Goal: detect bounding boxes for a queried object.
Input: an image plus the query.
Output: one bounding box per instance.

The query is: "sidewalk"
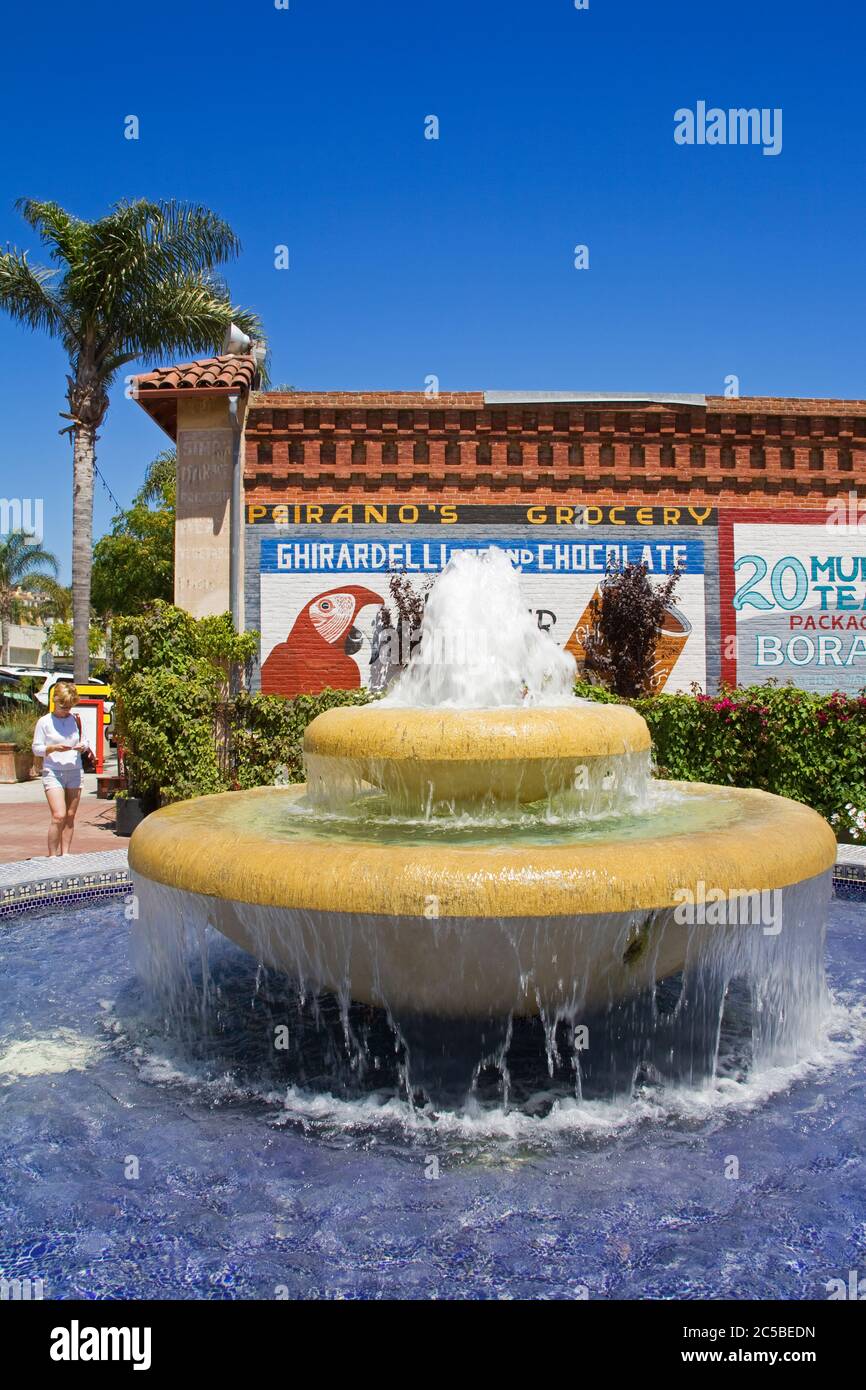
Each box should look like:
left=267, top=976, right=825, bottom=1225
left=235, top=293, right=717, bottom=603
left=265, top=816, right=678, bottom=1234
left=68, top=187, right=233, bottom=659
left=0, top=772, right=119, bottom=862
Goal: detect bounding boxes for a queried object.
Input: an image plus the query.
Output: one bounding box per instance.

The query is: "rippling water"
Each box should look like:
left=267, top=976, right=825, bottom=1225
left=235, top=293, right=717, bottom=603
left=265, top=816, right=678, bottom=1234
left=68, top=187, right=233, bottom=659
left=249, top=777, right=740, bottom=847
left=0, top=896, right=864, bottom=1300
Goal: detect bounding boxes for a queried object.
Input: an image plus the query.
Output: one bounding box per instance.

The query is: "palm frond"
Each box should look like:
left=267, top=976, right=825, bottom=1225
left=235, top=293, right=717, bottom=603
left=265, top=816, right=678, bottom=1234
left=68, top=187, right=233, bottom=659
left=104, top=271, right=263, bottom=370
left=14, top=199, right=88, bottom=266
left=0, top=250, right=66, bottom=336
left=139, top=200, right=242, bottom=275
left=138, top=448, right=176, bottom=506
left=0, top=530, right=59, bottom=588
left=4, top=198, right=264, bottom=376
left=24, top=575, right=70, bottom=618
left=67, top=200, right=243, bottom=327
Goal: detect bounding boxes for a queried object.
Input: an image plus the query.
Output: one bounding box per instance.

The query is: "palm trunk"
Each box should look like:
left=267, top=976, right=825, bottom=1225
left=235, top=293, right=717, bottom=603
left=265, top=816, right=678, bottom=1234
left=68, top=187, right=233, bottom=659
left=0, top=615, right=9, bottom=666
left=71, top=422, right=96, bottom=684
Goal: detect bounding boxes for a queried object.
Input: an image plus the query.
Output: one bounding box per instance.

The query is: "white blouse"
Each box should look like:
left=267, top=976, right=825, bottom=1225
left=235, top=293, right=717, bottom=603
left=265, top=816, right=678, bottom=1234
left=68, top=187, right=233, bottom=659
left=32, top=713, right=91, bottom=771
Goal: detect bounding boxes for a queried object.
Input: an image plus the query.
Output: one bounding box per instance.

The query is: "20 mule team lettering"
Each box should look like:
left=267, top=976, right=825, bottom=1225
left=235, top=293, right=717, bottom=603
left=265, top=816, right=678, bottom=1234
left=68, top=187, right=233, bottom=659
left=50, top=1320, right=152, bottom=1371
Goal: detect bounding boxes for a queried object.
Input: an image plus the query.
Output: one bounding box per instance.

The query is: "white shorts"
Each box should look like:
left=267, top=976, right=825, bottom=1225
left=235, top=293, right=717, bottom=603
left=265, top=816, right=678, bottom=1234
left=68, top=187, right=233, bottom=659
left=42, top=764, right=83, bottom=792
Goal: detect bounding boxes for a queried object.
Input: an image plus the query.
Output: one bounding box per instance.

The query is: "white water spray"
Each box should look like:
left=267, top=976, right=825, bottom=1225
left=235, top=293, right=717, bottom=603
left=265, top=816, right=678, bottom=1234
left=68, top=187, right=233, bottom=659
left=382, top=547, right=581, bottom=708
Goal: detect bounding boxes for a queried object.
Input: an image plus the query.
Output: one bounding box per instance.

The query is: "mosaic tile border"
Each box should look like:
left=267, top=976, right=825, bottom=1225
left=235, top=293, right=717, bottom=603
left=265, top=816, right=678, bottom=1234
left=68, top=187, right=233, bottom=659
left=835, top=845, right=866, bottom=881
left=0, top=878, right=130, bottom=920
left=834, top=878, right=866, bottom=903
left=0, top=850, right=131, bottom=922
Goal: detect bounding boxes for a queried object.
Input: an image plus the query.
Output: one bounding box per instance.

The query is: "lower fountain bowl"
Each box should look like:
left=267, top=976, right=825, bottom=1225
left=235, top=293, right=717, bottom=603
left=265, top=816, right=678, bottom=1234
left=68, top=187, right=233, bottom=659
left=129, top=783, right=836, bottom=1017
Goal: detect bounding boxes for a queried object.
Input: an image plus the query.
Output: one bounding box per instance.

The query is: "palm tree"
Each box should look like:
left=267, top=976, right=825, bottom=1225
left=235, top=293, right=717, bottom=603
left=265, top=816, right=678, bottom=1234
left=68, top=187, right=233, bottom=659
left=30, top=577, right=72, bottom=624
left=0, top=199, right=263, bottom=680
left=0, top=530, right=59, bottom=664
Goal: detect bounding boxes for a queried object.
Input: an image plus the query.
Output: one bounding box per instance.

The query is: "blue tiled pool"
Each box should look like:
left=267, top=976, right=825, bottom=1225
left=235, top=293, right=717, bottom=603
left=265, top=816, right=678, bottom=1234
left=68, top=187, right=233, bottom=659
left=0, top=894, right=864, bottom=1300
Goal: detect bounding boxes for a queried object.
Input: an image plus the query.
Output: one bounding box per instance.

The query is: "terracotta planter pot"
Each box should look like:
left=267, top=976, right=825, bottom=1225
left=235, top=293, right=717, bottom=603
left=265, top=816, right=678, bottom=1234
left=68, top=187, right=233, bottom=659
left=13, top=751, right=34, bottom=782
left=0, top=743, right=17, bottom=784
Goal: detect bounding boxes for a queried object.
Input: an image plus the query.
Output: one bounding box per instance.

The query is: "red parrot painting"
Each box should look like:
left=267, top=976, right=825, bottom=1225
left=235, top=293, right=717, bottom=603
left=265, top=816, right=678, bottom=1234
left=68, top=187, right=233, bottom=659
left=261, top=585, right=384, bottom=697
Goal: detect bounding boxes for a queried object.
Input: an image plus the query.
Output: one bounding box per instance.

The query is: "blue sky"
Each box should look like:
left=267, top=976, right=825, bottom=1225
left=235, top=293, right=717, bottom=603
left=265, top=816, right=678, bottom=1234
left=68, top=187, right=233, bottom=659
left=1, top=0, right=863, bottom=580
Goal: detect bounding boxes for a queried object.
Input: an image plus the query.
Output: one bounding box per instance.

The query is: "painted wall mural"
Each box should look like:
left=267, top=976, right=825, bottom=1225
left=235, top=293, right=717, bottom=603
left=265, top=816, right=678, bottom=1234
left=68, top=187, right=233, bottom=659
left=245, top=501, right=865, bottom=699
left=254, top=511, right=717, bottom=698
left=260, top=583, right=385, bottom=697
left=721, top=509, right=866, bottom=693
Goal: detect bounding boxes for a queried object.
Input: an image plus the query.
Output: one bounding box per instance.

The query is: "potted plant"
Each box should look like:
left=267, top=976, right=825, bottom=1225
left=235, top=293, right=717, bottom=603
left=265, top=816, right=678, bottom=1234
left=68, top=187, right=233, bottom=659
left=0, top=725, right=16, bottom=783
left=114, top=788, right=146, bottom=836
left=111, top=696, right=150, bottom=836
left=0, top=710, right=38, bottom=782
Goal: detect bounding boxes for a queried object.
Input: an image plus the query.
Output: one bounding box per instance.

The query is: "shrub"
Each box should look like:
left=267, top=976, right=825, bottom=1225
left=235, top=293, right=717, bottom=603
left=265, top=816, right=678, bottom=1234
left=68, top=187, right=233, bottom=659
left=108, top=601, right=371, bottom=807
left=0, top=707, right=38, bottom=754
left=583, top=560, right=683, bottom=697
left=109, top=603, right=257, bottom=811
left=576, top=679, right=866, bottom=831
left=104, top=598, right=864, bottom=841
left=231, top=687, right=372, bottom=788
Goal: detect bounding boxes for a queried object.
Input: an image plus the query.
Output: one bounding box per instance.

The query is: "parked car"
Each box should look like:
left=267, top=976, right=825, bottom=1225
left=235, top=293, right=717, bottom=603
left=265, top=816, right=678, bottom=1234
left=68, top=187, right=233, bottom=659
left=0, top=664, right=63, bottom=683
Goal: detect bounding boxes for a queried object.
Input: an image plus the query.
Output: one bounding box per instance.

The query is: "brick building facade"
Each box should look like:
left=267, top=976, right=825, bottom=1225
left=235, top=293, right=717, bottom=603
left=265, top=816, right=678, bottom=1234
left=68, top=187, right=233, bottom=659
left=133, top=360, right=866, bottom=699
left=243, top=391, right=863, bottom=508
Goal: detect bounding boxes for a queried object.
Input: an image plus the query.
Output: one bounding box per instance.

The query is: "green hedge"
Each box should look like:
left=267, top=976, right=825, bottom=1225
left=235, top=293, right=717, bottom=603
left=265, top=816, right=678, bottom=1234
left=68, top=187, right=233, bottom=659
left=231, top=687, right=372, bottom=789
left=576, top=680, right=866, bottom=834
left=111, top=604, right=258, bottom=810
left=232, top=679, right=865, bottom=835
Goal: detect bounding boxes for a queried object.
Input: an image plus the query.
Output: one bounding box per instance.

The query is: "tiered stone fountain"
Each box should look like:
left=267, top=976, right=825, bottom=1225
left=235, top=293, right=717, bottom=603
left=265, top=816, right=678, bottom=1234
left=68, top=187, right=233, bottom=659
left=130, top=550, right=835, bottom=1095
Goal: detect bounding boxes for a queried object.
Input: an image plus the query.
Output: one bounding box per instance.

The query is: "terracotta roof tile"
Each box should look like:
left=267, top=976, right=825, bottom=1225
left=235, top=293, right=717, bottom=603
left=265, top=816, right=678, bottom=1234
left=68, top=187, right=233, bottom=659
left=134, top=353, right=258, bottom=394
left=131, top=353, right=260, bottom=439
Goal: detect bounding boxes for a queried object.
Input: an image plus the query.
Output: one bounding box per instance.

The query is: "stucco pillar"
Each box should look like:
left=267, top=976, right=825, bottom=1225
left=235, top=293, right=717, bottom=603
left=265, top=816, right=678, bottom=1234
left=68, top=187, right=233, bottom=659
left=174, top=396, right=247, bottom=621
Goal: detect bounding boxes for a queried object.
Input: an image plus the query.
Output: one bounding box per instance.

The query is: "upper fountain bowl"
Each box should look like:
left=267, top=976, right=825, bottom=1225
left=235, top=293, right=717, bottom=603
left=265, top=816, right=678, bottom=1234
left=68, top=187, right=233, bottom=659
left=303, top=702, right=651, bottom=808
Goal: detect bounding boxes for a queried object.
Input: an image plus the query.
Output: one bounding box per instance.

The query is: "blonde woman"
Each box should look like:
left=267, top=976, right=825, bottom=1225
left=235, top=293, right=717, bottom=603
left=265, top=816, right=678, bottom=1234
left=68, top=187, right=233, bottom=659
left=32, top=681, right=93, bottom=857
